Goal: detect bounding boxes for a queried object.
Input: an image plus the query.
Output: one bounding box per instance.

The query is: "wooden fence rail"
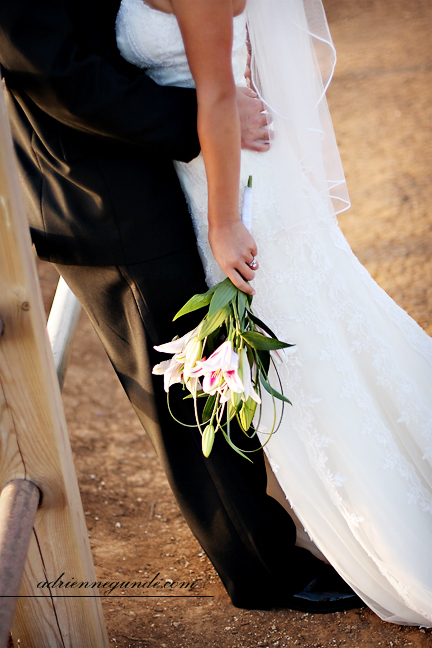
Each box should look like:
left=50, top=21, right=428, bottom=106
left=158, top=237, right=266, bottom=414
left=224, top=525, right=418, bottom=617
left=0, top=480, right=40, bottom=647
left=0, top=78, right=108, bottom=646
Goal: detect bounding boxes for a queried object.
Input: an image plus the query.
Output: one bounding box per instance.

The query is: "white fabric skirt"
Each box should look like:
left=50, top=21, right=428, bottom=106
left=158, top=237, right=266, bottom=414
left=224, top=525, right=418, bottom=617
left=174, top=143, right=432, bottom=626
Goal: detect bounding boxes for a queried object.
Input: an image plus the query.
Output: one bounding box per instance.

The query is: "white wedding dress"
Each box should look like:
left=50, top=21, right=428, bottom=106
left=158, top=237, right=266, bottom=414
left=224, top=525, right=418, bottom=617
left=116, top=0, right=432, bottom=626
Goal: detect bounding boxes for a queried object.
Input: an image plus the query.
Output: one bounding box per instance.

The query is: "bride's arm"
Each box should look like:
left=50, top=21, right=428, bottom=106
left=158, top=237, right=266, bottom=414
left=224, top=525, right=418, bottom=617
left=172, top=0, right=258, bottom=295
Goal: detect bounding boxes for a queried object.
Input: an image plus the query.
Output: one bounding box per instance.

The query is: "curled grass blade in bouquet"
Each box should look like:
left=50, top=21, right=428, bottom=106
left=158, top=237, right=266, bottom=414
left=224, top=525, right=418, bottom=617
left=152, top=178, right=294, bottom=459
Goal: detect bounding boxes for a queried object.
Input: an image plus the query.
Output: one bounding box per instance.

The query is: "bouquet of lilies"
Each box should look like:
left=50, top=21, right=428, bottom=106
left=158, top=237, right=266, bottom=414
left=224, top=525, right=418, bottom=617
left=152, top=178, right=294, bottom=459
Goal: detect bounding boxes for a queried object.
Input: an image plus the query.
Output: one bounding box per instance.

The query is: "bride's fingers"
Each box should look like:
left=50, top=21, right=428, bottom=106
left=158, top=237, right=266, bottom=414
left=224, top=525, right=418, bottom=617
left=258, top=112, right=272, bottom=128
left=239, top=262, right=256, bottom=282
left=248, top=140, right=270, bottom=152
left=264, top=112, right=273, bottom=126
left=229, top=269, right=255, bottom=296
left=258, top=126, right=274, bottom=141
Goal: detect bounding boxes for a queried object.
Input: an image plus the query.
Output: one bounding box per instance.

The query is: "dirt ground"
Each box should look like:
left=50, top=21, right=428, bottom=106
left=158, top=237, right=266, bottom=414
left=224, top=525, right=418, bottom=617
left=33, top=0, right=431, bottom=646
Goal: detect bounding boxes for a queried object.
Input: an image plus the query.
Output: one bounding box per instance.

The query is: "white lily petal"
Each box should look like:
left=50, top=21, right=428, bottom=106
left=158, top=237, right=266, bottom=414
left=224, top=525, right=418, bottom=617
left=249, top=387, right=262, bottom=405
left=198, top=340, right=239, bottom=373
left=185, top=376, right=200, bottom=395
left=154, top=327, right=197, bottom=355
left=219, top=387, right=232, bottom=404
left=202, top=371, right=224, bottom=395
left=224, top=369, right=244, bottom=394
left=239, top=347, right=253, bottom=401
left=185, top=363, right=205, bottom=378
left=152, top=359, right=173, bottom=375
left=163, top=360, right=184, bottom=392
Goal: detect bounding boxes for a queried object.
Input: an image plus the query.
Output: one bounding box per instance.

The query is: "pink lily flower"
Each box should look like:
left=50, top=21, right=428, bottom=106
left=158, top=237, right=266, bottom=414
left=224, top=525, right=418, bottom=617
left=189, top=340, right=244, bottom=397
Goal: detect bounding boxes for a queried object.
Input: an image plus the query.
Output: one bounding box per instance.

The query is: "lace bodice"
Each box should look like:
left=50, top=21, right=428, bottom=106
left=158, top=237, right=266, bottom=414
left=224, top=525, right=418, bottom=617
left=116, top=0, right=248, bottom=88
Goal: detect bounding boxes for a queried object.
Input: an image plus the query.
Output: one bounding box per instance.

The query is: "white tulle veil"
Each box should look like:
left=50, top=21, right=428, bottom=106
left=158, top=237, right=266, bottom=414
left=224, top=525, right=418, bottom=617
left=246, top=0, right=350, bottom=232
left=243, top=1, right=432, bottom=627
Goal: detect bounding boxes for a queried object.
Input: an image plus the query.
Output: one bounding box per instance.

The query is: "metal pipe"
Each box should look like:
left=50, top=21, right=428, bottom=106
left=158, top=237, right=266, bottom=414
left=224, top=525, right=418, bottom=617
left=47, top=277, right=81, bottom=391
left=0, top=480, right=40, bottom=648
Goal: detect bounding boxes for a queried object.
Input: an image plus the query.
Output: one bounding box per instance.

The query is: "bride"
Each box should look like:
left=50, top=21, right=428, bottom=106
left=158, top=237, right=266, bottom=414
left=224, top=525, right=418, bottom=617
left=115, top=0, right=432, bottom=626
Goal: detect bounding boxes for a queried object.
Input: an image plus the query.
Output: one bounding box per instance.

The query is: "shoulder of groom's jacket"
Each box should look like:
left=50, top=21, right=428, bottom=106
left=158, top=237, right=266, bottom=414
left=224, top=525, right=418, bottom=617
left=0, top=0, right=199, bottom=160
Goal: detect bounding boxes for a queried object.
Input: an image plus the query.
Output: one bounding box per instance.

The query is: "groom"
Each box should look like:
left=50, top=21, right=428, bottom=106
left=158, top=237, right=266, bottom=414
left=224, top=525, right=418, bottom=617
left=0, top=0, right=361, bottom=612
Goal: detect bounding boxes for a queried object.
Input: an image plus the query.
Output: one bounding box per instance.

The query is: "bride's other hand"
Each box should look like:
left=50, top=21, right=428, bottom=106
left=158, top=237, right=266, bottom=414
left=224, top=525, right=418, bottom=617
left=236, top=87, right=271, bottom=152
left=208, top=220, right=258, bottom=295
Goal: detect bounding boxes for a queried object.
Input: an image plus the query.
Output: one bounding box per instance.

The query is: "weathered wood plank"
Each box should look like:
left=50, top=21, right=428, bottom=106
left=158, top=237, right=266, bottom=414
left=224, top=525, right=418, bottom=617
left=0, top=82, right=109, bottom=647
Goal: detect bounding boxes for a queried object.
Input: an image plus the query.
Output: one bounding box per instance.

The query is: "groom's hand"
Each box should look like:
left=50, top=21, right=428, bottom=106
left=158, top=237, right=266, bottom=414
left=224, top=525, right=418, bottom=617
left=236, top=87, right=271, bottom=152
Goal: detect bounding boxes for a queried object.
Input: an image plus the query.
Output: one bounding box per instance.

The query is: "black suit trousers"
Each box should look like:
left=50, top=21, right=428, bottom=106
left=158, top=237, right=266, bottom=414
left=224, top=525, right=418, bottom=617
left=55, top=243, right=322, bottom=609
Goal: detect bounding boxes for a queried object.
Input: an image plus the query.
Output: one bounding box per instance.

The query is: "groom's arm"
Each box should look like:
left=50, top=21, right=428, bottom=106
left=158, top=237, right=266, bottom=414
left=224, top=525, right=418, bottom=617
left=0, top=0, right=200, bottom=161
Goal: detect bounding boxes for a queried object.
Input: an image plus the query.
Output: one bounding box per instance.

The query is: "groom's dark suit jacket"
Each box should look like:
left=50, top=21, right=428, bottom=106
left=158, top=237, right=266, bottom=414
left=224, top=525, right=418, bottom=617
left=0, top=0, right=200, bottom=265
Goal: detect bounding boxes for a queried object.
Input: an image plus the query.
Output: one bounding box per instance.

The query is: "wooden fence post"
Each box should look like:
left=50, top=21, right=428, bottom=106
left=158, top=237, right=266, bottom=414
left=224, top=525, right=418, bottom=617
left=0, top=82, right=109, bottom=646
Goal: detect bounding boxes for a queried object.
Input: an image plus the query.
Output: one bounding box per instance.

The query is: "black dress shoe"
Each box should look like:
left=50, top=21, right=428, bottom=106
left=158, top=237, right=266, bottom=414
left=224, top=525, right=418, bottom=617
left=276, top=565, right=365, bottom=613
left=286, top=578, right=364, bottom=613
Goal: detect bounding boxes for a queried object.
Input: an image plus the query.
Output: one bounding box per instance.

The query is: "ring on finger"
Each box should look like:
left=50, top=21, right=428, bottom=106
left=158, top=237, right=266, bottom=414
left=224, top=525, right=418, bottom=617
left=248, top=256, right=258, bottom=270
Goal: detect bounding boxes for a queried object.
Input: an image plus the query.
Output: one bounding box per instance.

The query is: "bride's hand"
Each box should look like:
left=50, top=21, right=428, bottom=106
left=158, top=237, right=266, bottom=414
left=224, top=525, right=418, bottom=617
left=208, top=220, right=258, bottom=295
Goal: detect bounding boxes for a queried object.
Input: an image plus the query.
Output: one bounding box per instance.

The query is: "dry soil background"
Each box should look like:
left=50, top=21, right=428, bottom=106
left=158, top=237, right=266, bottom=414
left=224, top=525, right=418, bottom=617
left=33, top=0, right=431, bottom=647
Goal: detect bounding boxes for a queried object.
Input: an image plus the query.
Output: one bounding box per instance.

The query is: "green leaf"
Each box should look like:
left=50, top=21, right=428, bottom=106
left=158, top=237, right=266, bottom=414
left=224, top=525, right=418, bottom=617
left=227, top=400, right=239, bottom=421
left=239, top=397, right=257, bottom=432
left=227, top=390, right=242, bottom=421
left=198, top=304, right=231, bottom=340
left=202, top=327, right=218, bottom=357
left=246, top=346, right=256, bottom=374
left=222, top=419, right=252, bottom=462
left=208, top=278, right=238, bottom=318
left=247, top=312, right=295, bottom=353
left=260, top=371, right=292, bottom=404
left=183, top=391, right=207, bottom=400
left=173, top=286, right=216, bottom=321
left=241, top=331, right=291, bottom=351
left=221, top=430, right=252, bottom=461
left=246, top=311, right=278, bottom=339
left=257, top=349, right=270, bottom=376
left=237, top=290, right=247, bottom=323
left=202, top=394, right=217, bottom=423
